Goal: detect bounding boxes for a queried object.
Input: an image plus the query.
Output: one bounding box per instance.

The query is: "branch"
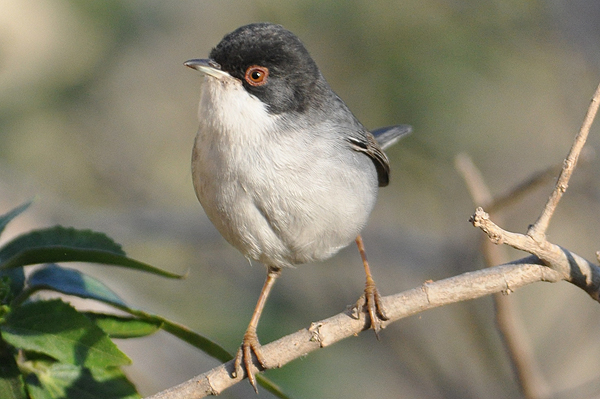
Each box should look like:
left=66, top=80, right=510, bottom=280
left=456, top=153, right=550, bottom=399
left=471, top=82, right=600, bottom=298
left=528, top=82, right=600, bottom=240
left=146, top=255, right=600, bottom=399
left=471, top=208, right=600, bottom=300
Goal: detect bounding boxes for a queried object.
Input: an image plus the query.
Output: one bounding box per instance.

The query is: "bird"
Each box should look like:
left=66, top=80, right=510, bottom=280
left=184, top=22, right=411, bottom=392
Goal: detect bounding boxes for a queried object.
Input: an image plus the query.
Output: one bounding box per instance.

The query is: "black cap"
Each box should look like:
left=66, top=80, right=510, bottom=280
left=209, top=23, right=324, bottom=114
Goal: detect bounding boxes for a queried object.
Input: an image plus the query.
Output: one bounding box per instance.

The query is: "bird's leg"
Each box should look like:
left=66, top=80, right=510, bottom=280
left=354, top=235, right=388, bottom=337
left=234, top=266, right=281, bottom=392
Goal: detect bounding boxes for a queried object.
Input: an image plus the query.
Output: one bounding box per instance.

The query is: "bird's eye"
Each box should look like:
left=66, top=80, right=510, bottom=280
left=244, top=65, right=269, bottom=86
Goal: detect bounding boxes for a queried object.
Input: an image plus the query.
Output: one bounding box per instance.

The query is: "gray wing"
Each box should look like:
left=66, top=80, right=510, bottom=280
left=346, top=124, right=411, bottom=187
left=346, top=132, right=390, bottom=187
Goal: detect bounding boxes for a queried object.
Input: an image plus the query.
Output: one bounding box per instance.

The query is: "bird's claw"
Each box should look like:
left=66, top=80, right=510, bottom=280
left=233, top=330, right=267, bottom=393
left=354, top=277, right=389, bottom=338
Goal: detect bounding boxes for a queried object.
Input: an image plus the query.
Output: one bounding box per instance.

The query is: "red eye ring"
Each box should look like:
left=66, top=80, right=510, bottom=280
left=244, top=65, right=269, bottom=86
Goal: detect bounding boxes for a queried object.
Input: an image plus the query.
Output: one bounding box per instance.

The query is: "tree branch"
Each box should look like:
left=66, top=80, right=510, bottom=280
left=528, top=82, right=600, bottom=240
left=146, top=254, right=600, bottom=398
left=471, top=208, right=600, bottom=301
left=456, top=153, right=551, bottom=399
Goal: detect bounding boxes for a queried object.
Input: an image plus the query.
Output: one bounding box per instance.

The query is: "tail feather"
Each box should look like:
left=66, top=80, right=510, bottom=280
left=371, top=125, right=412, bottom=150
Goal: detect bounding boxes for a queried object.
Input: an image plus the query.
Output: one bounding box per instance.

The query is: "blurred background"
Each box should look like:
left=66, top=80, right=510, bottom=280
left=1, top=0, right=600, bottom=398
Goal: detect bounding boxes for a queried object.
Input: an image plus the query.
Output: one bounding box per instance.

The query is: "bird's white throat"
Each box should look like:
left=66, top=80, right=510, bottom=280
left=197, top=75, right=279, bottom=148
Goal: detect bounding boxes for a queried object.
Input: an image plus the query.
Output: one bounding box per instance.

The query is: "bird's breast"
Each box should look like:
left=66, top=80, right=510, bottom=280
left=192, top=78, right=378, bottom=267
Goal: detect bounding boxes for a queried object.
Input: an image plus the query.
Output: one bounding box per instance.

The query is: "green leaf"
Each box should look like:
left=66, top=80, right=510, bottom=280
left=22, top=265, right=230, bottom=360
left=0, top=276, right=13, bottom=305
left=20, top=267, right=290, bottom=398
left=0, top=267, right=25, bottom=302
left=123, top=308, right=233, bottom=363
left=86, top=314, right=161, bottom=338
left=0, top=305, right=9, bottom=321
left=1, top=226, right=125, bottom=259
left=0, top=226, right=183, bottom=279
left=0, top=299, right=130, bottom=368
left=24, top=362, right=139, bottom=399
left=256, top=375, right=293, bottom=399
left=0, top=201, right=32, bottom=237
left=25, top=264, right=127, bottom=308
left=0, top=338, right=27, bottom=399
left=0, top=376, right=27, bottom=399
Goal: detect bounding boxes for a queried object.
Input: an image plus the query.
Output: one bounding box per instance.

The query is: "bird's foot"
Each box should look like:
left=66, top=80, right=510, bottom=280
left=353, top=275, right=389, bottom=338
left=233, top=329, right=267, bottom=393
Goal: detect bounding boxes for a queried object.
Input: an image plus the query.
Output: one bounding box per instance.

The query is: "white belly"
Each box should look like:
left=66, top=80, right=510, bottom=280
left=192, top=77, right=378, bottom=268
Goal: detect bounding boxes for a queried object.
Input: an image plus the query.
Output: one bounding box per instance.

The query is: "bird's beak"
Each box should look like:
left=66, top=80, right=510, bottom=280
left=184, top=59, right=231, bottom=79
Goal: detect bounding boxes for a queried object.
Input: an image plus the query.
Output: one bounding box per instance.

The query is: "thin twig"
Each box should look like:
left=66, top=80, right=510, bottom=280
left=455, top=153, right=493, bottom=207
left=471, top=208, right=600, bottom=300
left=528, top=83, right=600, bottom=241
left=456, top=153, right=550, bottom=399
left=466, top=84, right=600, bottom=397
